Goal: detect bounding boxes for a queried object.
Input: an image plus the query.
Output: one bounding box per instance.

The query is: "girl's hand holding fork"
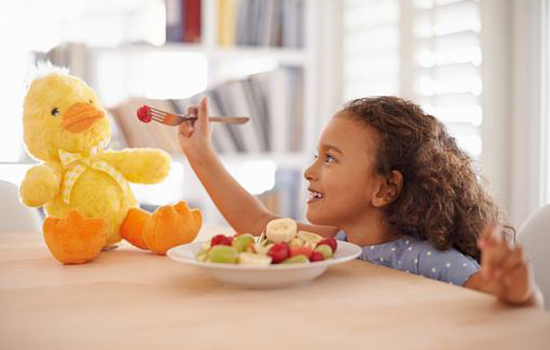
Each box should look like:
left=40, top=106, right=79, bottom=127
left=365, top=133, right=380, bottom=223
left=178, top=97, right=213, bottom=156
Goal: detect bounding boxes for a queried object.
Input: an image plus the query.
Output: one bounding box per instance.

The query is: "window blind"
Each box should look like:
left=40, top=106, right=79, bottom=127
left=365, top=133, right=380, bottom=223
left=343, top=0, right=483, bottom=157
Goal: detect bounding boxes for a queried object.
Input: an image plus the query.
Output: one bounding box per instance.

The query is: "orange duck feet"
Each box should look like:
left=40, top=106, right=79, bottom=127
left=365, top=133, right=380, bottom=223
left=120, top=207, right=151, bottom=250
left=121, top=201, right=202, bottom=255
left=143, top=201, right=202, bottom=255
left=43, top=210, right=108, bottom=264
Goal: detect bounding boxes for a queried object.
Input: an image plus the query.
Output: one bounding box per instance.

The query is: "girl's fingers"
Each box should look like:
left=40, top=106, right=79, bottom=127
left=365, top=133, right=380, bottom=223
left=502, top=263, right=532, bottom=303
left=478, top=223, right=500, bottom=248
left=500, top=246, right=525, bottom=271
left=187, top=105, right=198, bottom=116
left=197, top=97, right=209, bottom=129
left=479, top=225, right=511, bottom=280
left=178, top=120, right=195, bottom=137
left=492, top=246, right=525, bottom=281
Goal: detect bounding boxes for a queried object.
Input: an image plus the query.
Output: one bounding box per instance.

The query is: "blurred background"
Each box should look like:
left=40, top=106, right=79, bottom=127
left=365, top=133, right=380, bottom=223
left=0, top=0, right=548, bottom=232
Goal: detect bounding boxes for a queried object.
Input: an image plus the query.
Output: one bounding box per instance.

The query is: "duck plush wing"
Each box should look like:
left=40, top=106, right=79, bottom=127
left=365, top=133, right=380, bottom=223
left=99, top=149, right=171, bottom=184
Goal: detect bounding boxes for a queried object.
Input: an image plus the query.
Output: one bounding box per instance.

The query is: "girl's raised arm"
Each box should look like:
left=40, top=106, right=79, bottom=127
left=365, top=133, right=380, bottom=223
left=178, top=97, right=339, bottom=237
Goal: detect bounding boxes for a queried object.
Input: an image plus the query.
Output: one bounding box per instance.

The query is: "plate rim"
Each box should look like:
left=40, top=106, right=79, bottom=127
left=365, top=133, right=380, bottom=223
left=167, top=240, right=362, bottom=271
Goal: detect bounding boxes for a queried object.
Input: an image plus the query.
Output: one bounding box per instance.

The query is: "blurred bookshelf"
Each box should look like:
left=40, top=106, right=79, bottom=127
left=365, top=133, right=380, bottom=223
left=65, top=0, right=325, bottom=225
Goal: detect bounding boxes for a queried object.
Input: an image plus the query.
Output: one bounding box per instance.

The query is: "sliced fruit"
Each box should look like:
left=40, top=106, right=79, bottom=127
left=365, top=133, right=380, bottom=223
left=289, top=245, right=313, bottom=258
left=200, top=241, right=210, bottom=251
left=317, top=237, right=338, bottom=252
left=315, top=244, right=333, bottom=259
left=232, top=233, right=255, bottom=252
left=268, top=242, right=290, bottom=264
left=253, top=242, right=274, bottom=256
left=289, top=237, right=305, bottom=247
left=208, top=245, right=239, bottom=264
left=309, top=251, right=325, bottom=262
left=211, top=234, right=233, bottom=247
left=266, top=218, right=297, bottom=243
left=238, top=252, right=272, bottom=266
left=282, top=255, right=309, bottom=264
left=297, top=230, right=324, bottom=248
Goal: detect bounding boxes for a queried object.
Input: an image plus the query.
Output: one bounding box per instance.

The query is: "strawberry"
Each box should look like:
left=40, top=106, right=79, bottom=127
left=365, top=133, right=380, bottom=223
left=210, top=234, right=233, bottom=247
left=317, top=237, right=337, bottom=252
left=309, top=251, right=325, bottom=262
left=268, top=242, right=290, bottom=264
left=136, top=105, right=152, bottom=123
left=289, top=245, right=313, bottom=258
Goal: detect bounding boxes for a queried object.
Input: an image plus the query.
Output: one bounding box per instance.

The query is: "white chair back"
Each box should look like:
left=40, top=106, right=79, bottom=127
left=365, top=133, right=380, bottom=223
left=518, top=203, right=550, bottom=309
left=0, top=180, right=42, bottom=233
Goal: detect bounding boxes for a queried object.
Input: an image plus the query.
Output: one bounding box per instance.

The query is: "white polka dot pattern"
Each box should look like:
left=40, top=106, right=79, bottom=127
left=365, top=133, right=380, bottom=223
left=333, top=230, right=480, bottom=286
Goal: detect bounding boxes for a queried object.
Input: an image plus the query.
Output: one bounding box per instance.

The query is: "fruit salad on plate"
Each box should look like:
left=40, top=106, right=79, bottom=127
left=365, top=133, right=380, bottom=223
left=195, top=218, right=338, bottom=265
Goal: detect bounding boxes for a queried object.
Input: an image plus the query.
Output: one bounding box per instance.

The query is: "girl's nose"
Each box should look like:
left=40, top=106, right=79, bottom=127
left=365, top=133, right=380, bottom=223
left=303, top=162, right=316, bottom=181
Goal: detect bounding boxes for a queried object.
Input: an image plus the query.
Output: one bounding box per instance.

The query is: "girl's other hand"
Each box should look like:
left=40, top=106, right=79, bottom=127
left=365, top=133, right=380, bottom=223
left=477, top=224, right=539, bottom=306
left=178, top=97, right=213, bottom=155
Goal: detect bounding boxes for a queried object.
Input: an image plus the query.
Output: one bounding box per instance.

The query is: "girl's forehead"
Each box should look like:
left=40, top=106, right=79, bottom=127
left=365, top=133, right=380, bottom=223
left=319, top=116, right=379, bottom=154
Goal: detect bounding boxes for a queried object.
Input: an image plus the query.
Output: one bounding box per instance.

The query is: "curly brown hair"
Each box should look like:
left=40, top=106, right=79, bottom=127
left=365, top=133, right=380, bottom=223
left=341, top=96, right=504, bottom=262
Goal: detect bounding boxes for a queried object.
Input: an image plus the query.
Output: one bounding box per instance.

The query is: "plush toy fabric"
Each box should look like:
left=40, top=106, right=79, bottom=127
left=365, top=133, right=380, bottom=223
left=20, top=68, right=202, bottom=264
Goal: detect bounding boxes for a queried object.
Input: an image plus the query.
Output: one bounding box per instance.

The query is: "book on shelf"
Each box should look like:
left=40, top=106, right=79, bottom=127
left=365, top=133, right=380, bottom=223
left=217, top=0, right=237, bottom=46
left=288, top=67, right=304, bottom=152
left=219, top=0, right=304, bottom=48
left=184, top=0, right=202, bottom=43
left=242, top=77, right=270, bottom=151
left=165, top=0, right=185, bottom=42
left=165, top=0, right=202, bottom=43
left=222, top=80, right=264, bottom=153
left=210, top=87, right=247, bottom=152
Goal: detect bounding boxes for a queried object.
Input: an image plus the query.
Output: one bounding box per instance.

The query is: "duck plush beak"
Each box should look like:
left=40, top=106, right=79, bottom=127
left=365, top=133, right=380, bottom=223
left=62, top=102, right=104, bottom=133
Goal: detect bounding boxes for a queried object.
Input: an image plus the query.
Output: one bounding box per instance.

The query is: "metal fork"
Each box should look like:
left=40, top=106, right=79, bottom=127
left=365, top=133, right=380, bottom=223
left=146, top=105, right=249, bottom=126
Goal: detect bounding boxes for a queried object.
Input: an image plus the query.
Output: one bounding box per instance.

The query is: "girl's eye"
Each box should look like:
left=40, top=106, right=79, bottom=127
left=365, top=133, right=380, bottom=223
left=313, top=152, right=318, bottom=160
left=51, top=107, right=59, bottom=116
left=325, top=154, right=336, bottom=163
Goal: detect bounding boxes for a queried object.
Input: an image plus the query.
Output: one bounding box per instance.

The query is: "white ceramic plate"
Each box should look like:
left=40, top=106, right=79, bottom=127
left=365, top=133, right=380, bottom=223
left=167, top=240, right=362, bottom=288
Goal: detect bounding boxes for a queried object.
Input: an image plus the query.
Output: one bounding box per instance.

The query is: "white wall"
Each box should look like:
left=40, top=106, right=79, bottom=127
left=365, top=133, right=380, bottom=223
left=509, top=0, right=548, bottom=227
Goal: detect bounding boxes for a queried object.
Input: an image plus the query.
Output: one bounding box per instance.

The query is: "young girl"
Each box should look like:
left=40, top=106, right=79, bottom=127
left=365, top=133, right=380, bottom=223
left=178, top=96, right=544, bottom=308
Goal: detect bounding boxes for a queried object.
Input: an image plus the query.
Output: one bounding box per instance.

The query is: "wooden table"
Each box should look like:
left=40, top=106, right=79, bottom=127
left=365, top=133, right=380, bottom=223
left=1, top=231, right=549, bottom=350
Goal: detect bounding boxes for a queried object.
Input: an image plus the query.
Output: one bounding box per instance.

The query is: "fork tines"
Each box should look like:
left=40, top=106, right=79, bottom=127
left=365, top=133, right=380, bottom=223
left=149, top=107, right=194, bottom=125
left=150, top=107, right=192, bottom=118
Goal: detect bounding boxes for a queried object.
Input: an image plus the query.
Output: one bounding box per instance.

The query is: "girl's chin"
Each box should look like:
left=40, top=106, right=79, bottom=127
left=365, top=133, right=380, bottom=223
left=305, top=209, right=334, bottom=227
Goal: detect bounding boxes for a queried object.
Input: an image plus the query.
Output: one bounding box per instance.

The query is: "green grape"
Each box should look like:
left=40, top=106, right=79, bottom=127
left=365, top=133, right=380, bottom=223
left=282, top=255, right=309, bottom=264
left=208, top=245, right=239, bottom=264
left=231, top=234, right=255, bottom=252
left=315, top=244, right=333, bottom=259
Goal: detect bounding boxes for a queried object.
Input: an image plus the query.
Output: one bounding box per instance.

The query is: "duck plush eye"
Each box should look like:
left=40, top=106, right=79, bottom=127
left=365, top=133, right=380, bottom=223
left=51, top=107, right=60, bottom=116
left=88, top=100, right=93, bottom=104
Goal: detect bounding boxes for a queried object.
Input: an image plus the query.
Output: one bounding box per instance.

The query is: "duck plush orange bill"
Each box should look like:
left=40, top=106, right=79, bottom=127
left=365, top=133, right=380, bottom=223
left=19, top=66, right=202, bottom=264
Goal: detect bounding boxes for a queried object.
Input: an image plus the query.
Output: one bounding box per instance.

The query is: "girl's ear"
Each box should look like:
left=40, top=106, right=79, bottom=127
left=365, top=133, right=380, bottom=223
left=372, top=170, right=403, bottom=208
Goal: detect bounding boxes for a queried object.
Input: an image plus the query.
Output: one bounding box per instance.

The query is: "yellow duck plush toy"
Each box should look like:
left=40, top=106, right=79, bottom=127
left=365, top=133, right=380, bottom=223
left=20, top=68, right=202, bottom=264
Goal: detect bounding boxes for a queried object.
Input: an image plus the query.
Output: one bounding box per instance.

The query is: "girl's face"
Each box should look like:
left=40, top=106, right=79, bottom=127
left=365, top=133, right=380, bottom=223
left=304, top=114, right=385, bottom=227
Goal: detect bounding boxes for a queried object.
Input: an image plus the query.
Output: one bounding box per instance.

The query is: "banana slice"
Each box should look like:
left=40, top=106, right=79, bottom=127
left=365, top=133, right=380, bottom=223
left=253, top=242, right=274, bottom=256
left=266, top=218, right=298, bottom=243
left=297, top=230, right=324, bottom=248
left=239, top=252, right=272, bottom=266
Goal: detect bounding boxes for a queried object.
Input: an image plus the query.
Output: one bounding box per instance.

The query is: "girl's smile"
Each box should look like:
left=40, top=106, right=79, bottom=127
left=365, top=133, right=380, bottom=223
left=307, top=188, right=325, bottom=204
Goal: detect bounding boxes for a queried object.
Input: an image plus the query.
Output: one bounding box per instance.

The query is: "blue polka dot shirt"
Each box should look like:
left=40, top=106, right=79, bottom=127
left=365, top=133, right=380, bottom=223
left=335, top=231, right=480, bottom=286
